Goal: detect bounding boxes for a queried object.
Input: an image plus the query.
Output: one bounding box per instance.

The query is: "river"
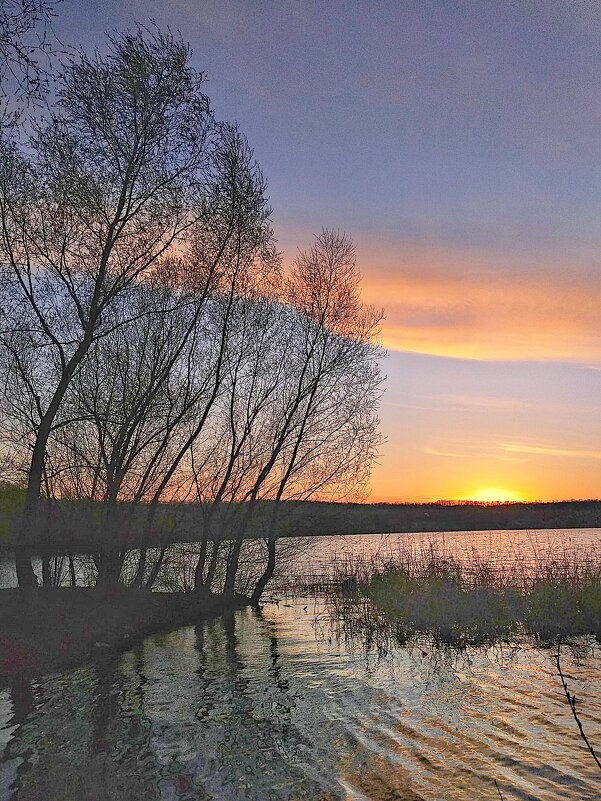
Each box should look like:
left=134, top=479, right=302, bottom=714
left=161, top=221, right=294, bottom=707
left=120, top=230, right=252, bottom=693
left=1, top=529, right=601, bottom=800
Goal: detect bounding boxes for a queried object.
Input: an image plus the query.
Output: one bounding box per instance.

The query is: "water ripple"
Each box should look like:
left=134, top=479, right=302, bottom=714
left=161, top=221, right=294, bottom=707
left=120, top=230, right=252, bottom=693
left=0, top=596, right=600, bottom=799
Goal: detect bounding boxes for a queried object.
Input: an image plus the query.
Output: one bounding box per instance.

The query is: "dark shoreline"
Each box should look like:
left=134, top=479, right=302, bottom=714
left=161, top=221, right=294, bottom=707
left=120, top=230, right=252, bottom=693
left=0, top=587, right=249, bottom=686
left=2, top=499, right=601, bottom=555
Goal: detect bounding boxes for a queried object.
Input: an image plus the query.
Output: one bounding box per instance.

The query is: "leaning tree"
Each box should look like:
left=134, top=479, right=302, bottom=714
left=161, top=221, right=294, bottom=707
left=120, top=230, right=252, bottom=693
left=190, top=230, right=384, bottom=601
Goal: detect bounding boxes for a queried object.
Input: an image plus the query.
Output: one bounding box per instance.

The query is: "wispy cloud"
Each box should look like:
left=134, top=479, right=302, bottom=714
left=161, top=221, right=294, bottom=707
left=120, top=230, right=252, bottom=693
left=422, top=447, right=472, bottom=458
left=426, top=394, right=532, bottom=411
left=353, top=240, right=601, bottom=363
left=499, top=443, right=601, bottom=460
left=423, top=440, right=528, bottom=462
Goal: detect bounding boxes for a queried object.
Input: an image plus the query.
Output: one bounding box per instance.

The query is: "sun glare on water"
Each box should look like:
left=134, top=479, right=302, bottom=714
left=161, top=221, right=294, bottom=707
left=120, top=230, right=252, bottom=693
left=461, top=487, right=526, bottom=503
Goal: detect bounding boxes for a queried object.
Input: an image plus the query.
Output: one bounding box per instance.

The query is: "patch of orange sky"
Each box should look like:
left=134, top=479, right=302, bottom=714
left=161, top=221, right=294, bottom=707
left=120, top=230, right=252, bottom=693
left=355, top=239, right=601, bottom=364
left=279, top=229, right=601, bottom=504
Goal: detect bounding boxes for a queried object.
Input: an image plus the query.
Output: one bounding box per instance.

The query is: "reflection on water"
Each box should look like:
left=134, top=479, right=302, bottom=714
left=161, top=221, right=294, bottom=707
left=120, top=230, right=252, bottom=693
left=1, top=598, right=600, bottom=800
left=2, top=528, right=601, bottom=592
left=280, top=528, right=601, bottom=588
left=1, top=528, right=601, bottom=592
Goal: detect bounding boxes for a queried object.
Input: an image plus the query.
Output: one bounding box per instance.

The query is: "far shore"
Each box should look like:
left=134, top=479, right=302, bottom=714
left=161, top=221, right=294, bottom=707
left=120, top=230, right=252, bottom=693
left=1, top=499, right=600, bottom=555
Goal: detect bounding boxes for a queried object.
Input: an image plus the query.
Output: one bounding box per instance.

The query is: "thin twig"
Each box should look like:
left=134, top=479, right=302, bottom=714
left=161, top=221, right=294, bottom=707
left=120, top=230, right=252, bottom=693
left=494, top=778, right=505, bottom=800
left=556, top=644, right=601, bottom=772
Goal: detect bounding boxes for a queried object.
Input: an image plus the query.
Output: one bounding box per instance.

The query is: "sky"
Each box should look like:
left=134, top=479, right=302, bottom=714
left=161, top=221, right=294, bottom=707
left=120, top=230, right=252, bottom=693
left=58, top=0, right=601, bottom=502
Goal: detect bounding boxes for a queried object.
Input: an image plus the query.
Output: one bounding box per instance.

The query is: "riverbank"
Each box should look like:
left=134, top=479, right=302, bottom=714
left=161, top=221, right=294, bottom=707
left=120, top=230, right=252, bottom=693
left=0, top=587, right=249, bottom=683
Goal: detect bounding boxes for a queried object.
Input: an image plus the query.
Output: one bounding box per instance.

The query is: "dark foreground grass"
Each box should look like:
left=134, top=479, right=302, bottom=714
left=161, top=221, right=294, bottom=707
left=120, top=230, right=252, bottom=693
left=327, top=541, right=601, bottom=646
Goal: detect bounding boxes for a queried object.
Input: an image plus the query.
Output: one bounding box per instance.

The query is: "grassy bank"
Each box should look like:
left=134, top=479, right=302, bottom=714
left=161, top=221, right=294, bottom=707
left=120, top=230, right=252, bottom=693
left=327, top=542, right=601, bottom=646
left=0, top=587, right=248, bottom=683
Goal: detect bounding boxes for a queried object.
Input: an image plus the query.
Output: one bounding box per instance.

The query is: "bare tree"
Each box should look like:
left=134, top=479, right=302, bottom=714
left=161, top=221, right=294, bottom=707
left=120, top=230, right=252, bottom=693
left=0, top=25, right=383, bottom=602
left=0, top=26, right=238, bottom=585
left=192, top=230, right=383, bottom=600
left=190, top=291, right=292, bottom=593
left=0, top=0, right=61, bottom=118
left=43, top=277, right=206, bottom=583
left=130, top=127, right=278, bottom=587
left=243, top=232, right=382, bottom=603
left=37, top=126, right=277, bottom=587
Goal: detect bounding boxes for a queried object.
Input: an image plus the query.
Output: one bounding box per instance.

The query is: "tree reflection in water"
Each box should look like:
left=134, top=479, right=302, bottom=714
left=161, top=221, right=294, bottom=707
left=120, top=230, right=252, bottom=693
left=0, top=601, right=600, bottom=800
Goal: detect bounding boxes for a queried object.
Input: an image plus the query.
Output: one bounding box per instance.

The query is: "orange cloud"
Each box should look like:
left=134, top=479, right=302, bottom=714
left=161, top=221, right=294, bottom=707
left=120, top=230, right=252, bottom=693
left=499, top=442, right=601, bottom=460
left=278, top=230, right=601, bottom=503
left=354, top=240, right=601, bottom=363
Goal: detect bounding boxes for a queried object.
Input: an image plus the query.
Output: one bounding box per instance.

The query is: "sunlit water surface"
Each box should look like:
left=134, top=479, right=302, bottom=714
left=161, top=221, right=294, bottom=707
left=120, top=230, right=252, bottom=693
left=278, top=528, right=601, bottom=587
left=1, top=530, right=601, bottom=800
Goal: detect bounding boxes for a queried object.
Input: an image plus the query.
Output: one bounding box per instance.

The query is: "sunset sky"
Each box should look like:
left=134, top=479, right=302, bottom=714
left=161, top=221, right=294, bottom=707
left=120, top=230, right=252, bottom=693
left=63, top=0, right=601, bottom=502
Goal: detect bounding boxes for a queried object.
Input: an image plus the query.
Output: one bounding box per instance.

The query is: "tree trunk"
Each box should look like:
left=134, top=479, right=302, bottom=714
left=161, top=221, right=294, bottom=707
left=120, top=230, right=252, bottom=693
left=193, top=538, right=208, bottom=591
left=15, top=492, right=40, bottom=588
left=223, top=538, right=242, bottom=597
left=251, top=537, right=276, bottom=607
left=95, top=500, right=125, bottom=587
left=14, top=543, right=37, bottom=588
left=132, top=548, right=147, bottom=587
left=96, top=547, right=124, bottom=588
left=69, top=554, right=76, bottom=587
left=145, top=546, right=167, bottom=590
left=41, top=555, right=50, bottom=587
left=202, top=540, right=220, bottom=592
left=16, top=332, right=97, bottom=589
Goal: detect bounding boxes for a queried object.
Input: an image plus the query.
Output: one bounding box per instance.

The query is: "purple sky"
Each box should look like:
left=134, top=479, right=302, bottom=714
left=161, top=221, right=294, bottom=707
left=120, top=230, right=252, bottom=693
left=59, top=0, right=601, bottom=501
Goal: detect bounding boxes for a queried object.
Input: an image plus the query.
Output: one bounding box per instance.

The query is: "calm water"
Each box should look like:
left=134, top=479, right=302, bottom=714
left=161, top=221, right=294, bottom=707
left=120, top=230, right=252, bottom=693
left=275, top=528, right=601, bottom=588
left=1, top=529, right=601, bottom=800
left=2, top=527, right=600, bottom=590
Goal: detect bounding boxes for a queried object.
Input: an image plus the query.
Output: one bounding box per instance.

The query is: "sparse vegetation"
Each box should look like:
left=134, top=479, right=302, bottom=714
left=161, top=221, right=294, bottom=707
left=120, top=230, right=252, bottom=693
left=316, top=540, right=601, bottom=647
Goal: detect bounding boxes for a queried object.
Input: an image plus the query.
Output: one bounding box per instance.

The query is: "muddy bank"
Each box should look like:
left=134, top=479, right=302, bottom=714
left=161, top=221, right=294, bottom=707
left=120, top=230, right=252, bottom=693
left=0, top=587, right=248, bottom=683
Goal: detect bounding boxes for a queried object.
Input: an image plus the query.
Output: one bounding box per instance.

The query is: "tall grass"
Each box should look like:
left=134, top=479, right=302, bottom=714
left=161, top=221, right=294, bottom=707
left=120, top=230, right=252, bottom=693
left=300, top=539, right=601, bottom=646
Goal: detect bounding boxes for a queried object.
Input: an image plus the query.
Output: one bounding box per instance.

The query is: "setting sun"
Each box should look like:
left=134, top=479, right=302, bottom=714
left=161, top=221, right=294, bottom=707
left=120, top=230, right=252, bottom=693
left=460, top=487, right=527, bottom=503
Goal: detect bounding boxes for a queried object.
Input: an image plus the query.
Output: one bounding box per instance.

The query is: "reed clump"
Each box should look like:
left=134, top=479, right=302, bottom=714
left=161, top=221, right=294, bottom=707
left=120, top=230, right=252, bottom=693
left=328, top=540, right=601, bottom=645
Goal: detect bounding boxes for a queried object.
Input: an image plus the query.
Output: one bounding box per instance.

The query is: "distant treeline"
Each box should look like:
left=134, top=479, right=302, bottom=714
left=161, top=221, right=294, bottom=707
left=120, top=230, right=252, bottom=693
left=1, top=490, right=600, bottom=553
left=294, top=499, right=601, bottom=536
